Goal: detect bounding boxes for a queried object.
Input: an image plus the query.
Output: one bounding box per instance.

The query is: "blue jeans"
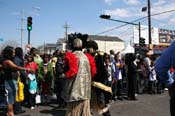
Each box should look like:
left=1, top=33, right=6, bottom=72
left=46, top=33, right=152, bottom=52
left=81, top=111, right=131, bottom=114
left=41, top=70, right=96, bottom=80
left=5, top=80, right=17, bottom=104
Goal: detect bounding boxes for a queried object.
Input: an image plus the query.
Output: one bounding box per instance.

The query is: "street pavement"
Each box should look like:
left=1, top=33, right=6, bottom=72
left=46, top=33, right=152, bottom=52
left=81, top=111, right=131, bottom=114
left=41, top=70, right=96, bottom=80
left=0, top=91, right=170, bottom=116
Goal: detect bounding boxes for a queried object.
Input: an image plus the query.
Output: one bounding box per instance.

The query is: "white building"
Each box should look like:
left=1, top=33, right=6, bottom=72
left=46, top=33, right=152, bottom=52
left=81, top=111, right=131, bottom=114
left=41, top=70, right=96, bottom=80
left=37, top=43, right=57, bottom=54
left=88, top=35, right=124, bottom=53
left=56, top=38, right=67, bottom=51
left=38, top=35, right=125, bottom=54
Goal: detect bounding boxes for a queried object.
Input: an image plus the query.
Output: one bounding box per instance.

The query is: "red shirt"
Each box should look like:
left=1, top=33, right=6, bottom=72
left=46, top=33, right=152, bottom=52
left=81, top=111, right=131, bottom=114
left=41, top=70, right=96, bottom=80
left=25, top=61, right=38, bottom=74
left=170, top=67, right=174, bottom=73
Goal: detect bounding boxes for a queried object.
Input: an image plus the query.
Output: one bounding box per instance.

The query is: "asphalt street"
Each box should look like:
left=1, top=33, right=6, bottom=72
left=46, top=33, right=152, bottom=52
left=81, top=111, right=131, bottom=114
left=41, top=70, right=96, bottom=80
left=0, top=91, right=170, bottom=116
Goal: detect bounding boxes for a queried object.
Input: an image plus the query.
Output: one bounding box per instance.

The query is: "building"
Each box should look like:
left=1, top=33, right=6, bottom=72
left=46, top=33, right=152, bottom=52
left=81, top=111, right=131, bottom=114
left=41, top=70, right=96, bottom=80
left=37, top=43, right=57, bottom=54
left=38, top=35, right=125, bottom=54
left=88, top=35, right=124, bottom=53
left=56, top=38, right=67, bottom=51
left=133, top=25, right=175, bottom=54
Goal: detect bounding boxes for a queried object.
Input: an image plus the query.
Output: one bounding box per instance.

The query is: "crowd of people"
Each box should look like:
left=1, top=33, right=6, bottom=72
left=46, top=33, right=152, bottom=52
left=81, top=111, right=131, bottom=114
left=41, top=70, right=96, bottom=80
left=0, top=38, right=174, bottom=116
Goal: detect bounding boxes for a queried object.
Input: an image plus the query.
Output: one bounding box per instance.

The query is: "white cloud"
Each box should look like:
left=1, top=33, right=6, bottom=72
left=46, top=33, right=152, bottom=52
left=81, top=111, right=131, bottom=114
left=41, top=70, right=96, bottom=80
left=170, top=18, right=175, bottom=24
left=151, top=3, right=175, bottom=20
left=123, top=0, right=140, bottom=5
left=152, top=0, right=166, bottom=6
left=104, top=8, right=131, bottom=18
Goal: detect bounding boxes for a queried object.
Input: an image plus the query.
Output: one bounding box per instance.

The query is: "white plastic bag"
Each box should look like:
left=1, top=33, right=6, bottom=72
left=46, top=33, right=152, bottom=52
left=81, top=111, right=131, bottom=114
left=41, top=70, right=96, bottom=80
left=35, top=94, right=41, bottom=104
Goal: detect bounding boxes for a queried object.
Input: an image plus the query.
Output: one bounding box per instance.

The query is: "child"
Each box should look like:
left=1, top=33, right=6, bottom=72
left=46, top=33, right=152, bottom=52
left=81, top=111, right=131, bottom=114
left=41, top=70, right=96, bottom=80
left=28, top=73, right=37, bottom=109
left=38, top=54, right=53, bottom=103
left=104, top=58, right=113, bottom=88
left=25, top=54, right=38, bottom=109
left=104, top=58, right=113, bottom=103
left=148, top=61, right=157, bottom=94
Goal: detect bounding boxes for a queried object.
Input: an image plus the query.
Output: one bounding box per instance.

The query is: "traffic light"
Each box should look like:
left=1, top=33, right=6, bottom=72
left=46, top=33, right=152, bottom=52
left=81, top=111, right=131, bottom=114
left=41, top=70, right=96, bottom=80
left=100, top=14, right=110, bottom=19
left=27, top=16, right=32, bottom=31
left=139, top=37, right=145, bottom=46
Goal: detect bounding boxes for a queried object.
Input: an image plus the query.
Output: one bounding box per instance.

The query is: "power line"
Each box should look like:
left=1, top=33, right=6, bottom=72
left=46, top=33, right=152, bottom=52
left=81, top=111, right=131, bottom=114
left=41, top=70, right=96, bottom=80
left=96, top=9, right=175, bottom=35
left=152, top=9, right=175, bottom=17
left=117, top=19, right=147, bottom=36
left=96, top=24, right=127, bottom=35
left=119, top=10, right=175, bottom=35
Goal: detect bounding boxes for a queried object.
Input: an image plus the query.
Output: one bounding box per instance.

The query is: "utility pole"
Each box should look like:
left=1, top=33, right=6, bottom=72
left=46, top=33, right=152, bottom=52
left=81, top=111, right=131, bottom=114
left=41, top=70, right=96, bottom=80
left=148, top=0, right=152, bottom=49
left=20, top=10, right=24, bottom=48
left=138, top=22, right=141, bottom=53
left=63, top=22, right=70, bottom=41
left=44, top=41, right=45, bottom=53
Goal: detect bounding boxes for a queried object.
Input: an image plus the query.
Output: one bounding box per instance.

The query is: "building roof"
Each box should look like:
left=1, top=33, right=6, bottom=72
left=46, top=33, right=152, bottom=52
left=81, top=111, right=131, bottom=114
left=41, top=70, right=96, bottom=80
left=88, top=35, right=123, bottom=42
left=45, top=43, right=56, bottom=48
left=56, top=38, right=66, bottom=44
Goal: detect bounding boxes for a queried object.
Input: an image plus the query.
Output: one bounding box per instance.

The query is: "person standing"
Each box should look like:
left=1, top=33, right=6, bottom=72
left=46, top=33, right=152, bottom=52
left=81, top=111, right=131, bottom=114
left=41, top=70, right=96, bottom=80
left=38, top=54, right=53, bottom=103
left=104, top=57, right=113, bottom=103
left=148, top=61, right=157, bottom=94
left=155, top=41, right=175, bottom=116
left=55, top=52, right=66, bottom=108
left=109, top=50, right=115, bottom=62
left=2, top=46, right=33, bottom=116
left=13, top=47, right=26, bottom=114
left=112, top=52, right=124, bottom=100
left=29, top=47, right=43, bottom=66
left=24, top=54, right=38, bottom=109
left=125, top=53, right=138, bottom=100
left=86, top=40, right=111, bottom=116
left=62, top=38, right=92, bottom=116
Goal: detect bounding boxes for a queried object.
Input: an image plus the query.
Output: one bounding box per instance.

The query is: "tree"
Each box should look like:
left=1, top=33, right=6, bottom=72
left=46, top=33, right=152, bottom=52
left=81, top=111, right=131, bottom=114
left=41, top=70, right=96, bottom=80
left=0, top=40, right=19, bottom=53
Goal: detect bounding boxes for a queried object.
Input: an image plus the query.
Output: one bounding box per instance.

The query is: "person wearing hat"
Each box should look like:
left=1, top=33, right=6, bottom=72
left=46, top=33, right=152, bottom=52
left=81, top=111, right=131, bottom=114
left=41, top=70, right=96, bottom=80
left=62, top=38, right=93, bottom=116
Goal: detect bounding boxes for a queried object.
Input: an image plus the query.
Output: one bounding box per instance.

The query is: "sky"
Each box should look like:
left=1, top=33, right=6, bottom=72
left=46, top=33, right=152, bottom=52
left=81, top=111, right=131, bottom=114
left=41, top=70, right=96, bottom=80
left=0, top=0, right=175, bottom=48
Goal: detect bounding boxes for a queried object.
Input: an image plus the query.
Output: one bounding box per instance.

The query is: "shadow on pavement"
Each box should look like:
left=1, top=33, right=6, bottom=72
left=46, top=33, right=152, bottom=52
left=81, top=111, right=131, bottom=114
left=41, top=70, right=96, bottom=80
left=40, top=108, right=66, bottom=116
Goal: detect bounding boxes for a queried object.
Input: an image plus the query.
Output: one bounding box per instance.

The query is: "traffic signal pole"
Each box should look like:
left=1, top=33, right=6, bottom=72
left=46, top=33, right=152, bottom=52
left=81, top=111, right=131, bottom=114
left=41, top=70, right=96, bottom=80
left=28, top=30, right=30, bottom=44
left=108, top=18, right=138, bottom=26
left=100, top=14, right=143, bottom=53
left=139, top=22, right=141, bottom=53
left=100, top=14, right=141, bottom=47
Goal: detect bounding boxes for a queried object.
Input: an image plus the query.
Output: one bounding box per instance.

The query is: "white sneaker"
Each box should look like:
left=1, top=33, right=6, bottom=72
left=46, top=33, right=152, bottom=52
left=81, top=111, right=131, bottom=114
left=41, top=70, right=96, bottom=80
left=30, top=106, right=34, bottom=109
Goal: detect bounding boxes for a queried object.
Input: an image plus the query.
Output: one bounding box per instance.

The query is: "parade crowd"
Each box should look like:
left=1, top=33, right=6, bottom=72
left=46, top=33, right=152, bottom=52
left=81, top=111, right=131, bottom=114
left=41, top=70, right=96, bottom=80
left=0, top=36, right=173, bottom=116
